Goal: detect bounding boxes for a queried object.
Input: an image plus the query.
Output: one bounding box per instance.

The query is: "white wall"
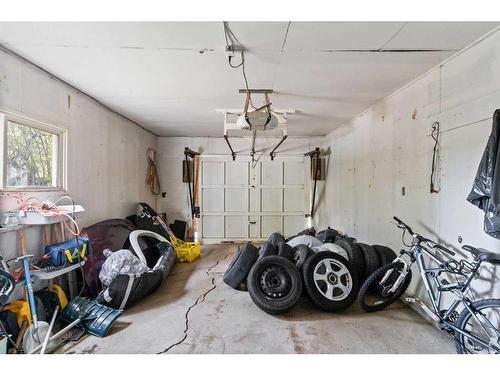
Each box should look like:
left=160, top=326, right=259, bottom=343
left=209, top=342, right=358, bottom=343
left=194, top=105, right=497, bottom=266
left=0, top=49, right=158, bottom=264
left=319, top=28, right=500, bottom=300
left=157, top=136, right=324, bottom=227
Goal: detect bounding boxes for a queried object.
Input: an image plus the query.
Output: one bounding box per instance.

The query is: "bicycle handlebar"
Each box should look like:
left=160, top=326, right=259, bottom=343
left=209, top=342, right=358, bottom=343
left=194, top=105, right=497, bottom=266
left=393, top=216, right=414, bottom=235
left=393, top=216, right=456, bottom=256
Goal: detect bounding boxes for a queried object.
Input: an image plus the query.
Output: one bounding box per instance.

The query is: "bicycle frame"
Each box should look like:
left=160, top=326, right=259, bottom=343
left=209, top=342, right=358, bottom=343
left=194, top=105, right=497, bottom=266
left=390, top=239, right=499, bottom=352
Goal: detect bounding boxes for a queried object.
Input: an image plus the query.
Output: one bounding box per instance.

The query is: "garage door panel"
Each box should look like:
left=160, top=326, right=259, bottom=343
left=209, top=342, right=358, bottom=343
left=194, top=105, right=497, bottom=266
left=284, top=161, right=305, bottom=185
left=261, top=161, right=283, bottom=185
left=249, top=188, right=260, bottom=212
left=249, top=216, right=260, bottom=238
left=249, top=163, right=260, bottom=185
left=225, top=161, right=248, bottom=185
left=284, top=216, right=305, bottom=237
left=203, top=161, right=224, bottom=185
left=225, top=188, right=248, bottom=212
left=262, top=188, right=283, bottom=212
left=203, top=216, right=224, bottom=238
left=225, top=216, right=248, bottom=238
left=261, top=216, right=283, bottom=237
left=284, top=188, right=304, bottom=212
left=202, top=188, right=224, bottom=211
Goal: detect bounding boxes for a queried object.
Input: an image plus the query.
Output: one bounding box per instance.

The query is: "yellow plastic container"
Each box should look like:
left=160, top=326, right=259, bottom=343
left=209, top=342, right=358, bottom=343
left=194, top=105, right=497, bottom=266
left=170, top=237, right=201, bottom=263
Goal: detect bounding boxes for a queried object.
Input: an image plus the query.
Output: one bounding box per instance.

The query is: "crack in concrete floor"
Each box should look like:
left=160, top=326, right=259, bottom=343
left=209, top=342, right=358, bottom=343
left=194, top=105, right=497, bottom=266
left=157, top=252, right=232, bottom=354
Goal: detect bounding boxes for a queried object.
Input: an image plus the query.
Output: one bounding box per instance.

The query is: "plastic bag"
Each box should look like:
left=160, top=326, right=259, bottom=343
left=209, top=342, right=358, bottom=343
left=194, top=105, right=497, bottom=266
left=99, top=249, right=150, bottom=287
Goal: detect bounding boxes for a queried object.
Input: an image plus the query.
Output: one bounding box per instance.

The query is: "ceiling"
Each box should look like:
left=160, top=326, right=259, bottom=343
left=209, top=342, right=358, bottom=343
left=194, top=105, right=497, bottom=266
left=0, top=22, right=498, bottom=137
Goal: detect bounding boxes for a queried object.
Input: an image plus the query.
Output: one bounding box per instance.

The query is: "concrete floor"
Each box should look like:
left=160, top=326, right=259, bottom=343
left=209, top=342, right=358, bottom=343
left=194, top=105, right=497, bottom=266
left=60, top=244, right=455, bottom=354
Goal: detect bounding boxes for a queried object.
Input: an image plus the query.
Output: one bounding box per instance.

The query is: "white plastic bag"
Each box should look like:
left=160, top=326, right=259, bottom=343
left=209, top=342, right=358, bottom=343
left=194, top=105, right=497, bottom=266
left=287, top=234, right=323, bottom=248
left=99, top=249, right=150, bottom=287
left=312, top=243, right=349, bottom=260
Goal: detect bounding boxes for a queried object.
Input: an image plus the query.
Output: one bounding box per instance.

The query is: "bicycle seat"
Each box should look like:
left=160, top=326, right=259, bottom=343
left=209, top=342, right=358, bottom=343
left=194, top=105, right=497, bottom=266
left=462, top=245, right=500, bottom=265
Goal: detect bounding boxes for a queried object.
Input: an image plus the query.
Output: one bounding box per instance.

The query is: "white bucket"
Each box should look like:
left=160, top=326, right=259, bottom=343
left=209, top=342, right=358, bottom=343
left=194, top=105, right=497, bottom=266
left=0, top=336, right=7, bottom=354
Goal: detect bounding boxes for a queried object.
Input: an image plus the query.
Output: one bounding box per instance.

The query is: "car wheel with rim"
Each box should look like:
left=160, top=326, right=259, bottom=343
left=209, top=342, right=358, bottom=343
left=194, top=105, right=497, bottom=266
left=247, top=256, right=302, bottom=315
left=302, top=251, right=359, bottom=312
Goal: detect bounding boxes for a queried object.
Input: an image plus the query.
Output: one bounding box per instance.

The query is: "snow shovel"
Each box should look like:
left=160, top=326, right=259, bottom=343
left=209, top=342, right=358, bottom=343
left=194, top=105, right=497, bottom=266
left=17, top=255, right=56, bottom=354
left=60, top=297, right=123, bottom=337
left=29, top=297, right=123, bottom=353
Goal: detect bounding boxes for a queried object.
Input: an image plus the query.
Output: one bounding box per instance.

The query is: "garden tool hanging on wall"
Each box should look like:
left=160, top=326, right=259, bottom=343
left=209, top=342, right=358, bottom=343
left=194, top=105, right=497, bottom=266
left=184, top=147, right=200, bottom=218
left=147, top=148, right=161, bottom=196
left=305, top=148, right=323, bottom=219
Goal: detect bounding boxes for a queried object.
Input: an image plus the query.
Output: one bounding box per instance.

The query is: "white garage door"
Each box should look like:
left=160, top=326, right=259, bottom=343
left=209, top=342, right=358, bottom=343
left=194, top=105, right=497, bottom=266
left=200, top=156, right=308, bottom=241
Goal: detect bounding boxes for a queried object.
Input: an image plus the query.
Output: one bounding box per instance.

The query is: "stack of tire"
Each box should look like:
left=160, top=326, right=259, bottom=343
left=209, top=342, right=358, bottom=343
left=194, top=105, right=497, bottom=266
left=223, top=228, right=363, bottom=315
left=333, top=239, right=398, bottom=285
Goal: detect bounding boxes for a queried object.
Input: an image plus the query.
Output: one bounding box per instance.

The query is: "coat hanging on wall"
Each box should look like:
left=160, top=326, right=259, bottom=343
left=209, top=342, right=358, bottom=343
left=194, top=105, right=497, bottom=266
left=467, top=109, right=500, bottom=238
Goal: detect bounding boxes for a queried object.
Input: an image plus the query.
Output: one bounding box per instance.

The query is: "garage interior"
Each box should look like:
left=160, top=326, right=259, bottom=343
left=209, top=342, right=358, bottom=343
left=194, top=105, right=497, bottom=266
left=1, top=19, right=500, bottom=356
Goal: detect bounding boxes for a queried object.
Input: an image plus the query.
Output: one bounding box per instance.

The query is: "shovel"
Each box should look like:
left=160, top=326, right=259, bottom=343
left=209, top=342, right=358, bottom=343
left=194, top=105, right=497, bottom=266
left=17, top=255, right=57, bottom=354
left=29, top=297, right=123, bottom=353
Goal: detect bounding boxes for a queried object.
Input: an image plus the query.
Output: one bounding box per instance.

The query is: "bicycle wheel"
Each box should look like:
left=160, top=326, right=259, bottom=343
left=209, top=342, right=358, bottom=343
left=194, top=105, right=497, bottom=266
left=454, top=299, right=500, bottom=354
left=358, top=262, right=412, bottom=312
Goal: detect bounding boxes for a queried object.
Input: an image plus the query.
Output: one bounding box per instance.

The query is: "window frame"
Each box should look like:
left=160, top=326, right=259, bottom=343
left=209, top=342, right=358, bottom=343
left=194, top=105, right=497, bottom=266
left=0, top=110, right=67, bottom=192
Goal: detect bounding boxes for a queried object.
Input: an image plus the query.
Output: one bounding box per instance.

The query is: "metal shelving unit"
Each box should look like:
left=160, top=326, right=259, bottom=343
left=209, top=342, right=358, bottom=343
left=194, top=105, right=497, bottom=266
left=1, top=208, right=85, bottom=303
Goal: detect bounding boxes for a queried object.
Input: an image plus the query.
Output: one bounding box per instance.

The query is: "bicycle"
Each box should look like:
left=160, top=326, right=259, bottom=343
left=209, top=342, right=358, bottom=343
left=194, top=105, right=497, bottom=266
left=357, top=216, right=500, bottom=354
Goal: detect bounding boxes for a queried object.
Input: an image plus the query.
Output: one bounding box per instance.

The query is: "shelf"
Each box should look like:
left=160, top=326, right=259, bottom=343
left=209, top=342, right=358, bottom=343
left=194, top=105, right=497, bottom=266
left=5, top=261, right=85, bottom=304
left=31, top=261, right=86, bottom=280
left=16, top=206, right=85, bottom=225
left=0, top=225, right=25, bottom=234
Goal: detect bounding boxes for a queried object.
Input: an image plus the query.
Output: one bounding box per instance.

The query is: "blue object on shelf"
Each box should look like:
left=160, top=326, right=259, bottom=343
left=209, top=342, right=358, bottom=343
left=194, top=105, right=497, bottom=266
left=44, top=237, right=90, bottom=267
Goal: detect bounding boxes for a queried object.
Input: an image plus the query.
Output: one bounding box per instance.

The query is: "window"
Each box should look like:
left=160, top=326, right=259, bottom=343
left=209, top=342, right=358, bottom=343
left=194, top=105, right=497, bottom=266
left=1, top=112, right=66, bottom=190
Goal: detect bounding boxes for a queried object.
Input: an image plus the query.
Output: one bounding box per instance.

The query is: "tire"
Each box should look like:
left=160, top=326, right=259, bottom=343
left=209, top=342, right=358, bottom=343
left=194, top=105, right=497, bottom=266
left=258, top=241, right=278, bottom=260
left=454, top=299, right=500, bottom=354
left=293, top=244, right=314, bottom=270
left=358, top=243, right=380, bottom=281
left=268, top=232, right=285, bottom=246
left=336, top=239, right=365, bottom=279
left=277, top=242, right=295, bottom=261
left=358, top=262, right=412, bottom=312
left=247, top=256, right=302, bottom=315
left=372, top=245, right=397, bottom=266
left=316, top=227, right=340, bottom=244
left=302, top=251, right=359, bottom=312
left=344, top=236, right=357, bottom=245
left=223, top=243, right=259, bottom=290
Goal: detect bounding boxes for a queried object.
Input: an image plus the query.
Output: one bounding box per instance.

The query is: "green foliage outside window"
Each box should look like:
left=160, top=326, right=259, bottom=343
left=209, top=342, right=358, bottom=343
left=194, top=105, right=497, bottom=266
left=6, top=121, right=57, bottom=187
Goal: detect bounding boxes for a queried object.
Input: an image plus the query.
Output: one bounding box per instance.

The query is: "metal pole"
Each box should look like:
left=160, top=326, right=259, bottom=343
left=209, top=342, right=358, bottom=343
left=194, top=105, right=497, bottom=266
left=224, top=135, right=236, bottom=160
left=270, top=135, right=288, bottom=160
left=310, top=151, right=321, bottom=218
left=185, top=152, right=194, bottom=218
left=251, top=130, right=256, bottom=164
